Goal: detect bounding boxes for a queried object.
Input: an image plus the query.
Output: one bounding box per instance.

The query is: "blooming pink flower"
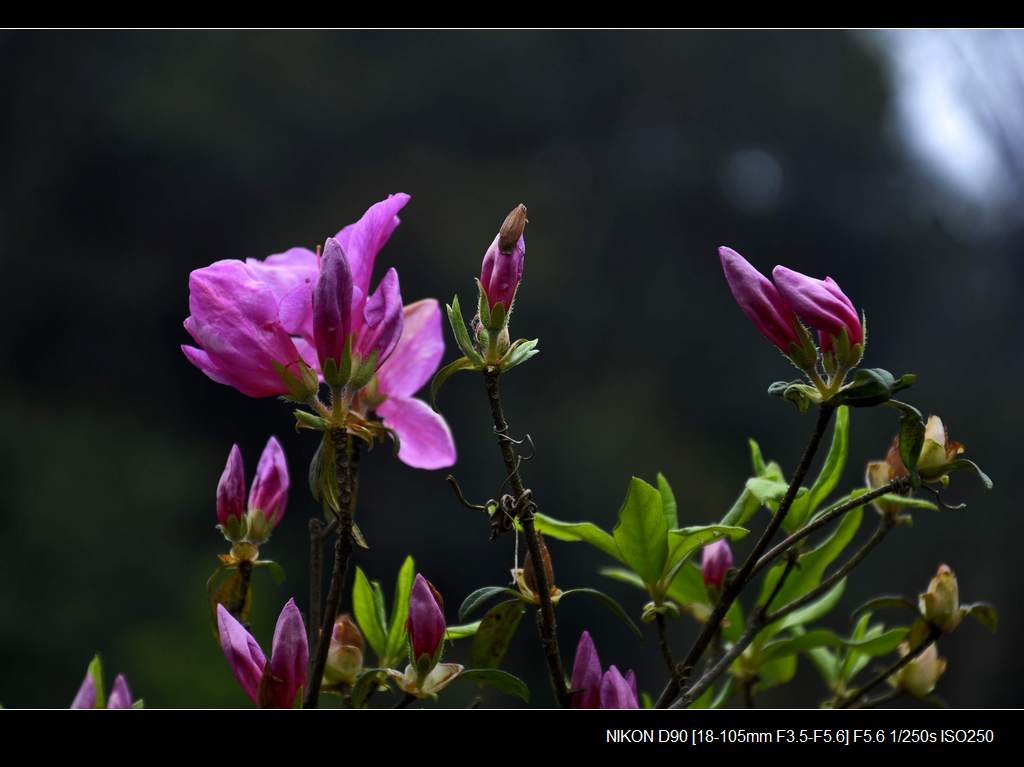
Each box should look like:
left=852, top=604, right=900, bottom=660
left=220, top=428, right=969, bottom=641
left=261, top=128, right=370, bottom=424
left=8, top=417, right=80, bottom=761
left=701, top=539, right=734, bottom=592
left=570, top=631, right=639, bottom=709
left=772, top=266, right=862, bottom=351
left=217, top=598, right=308, bottom=708
left=182, top=250, right=319, bottom=398
left=70, top=668, right=133, bottom=709
left=719, top=247, right=800, bottom=354
left=407, top=573, right=447, bottom=663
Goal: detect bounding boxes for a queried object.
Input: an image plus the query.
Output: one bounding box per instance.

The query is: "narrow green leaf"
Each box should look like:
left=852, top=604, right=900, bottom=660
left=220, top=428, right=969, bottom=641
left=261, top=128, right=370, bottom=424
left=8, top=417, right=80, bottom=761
left=663, top=561, right=707, bottom=607
left=469, top=600, right=525, bottom=669
left=499, top=338, right=540, bottom=372
left=533, top=514, right=622, bottom=563
left=749, top=438, right=767, bottom=476
left=710, top=677, right=736, bottom=709
left=773, top=579, right=847, bottom=633
left=458, top=586, right=524, bottom=621
left=844, top=626, right=909, bottom=656
left=445, top=621, right=482, bottom=640
left=656, top=473, right=678, bottom=530
left=851, top=595, right=920, bottom=620
left=430, top=356, right=478, bottom=408
left=599, top=567, right=647, bottom=592
left=559, top=588, right=642, bottom=638
left=458, top=668, right=530, bottom=702
left=719, top=485, right=762, bottom=527
left=666, top=525, right=748, bottom=569
left=87, top=654, right=106, bottom=709
left=445, top=296, right=483, bottom=365
left=756, top=654, right=798, bottom=690
left=352, top=567, right=387, bottom=660
left=385, top=556, right=416, bottom=664
left=962, top=602, right=998, bottom=632
left=612, top=477, right=669, bottom=585
left=805, top=405, right=849, bottom=515
left=760, top=628, right=842, bottom=663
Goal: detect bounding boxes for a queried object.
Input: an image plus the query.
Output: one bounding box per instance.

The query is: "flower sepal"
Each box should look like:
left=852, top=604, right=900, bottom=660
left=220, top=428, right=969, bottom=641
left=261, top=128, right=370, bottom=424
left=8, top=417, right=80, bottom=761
left=272, top=359, right=320, bottom=404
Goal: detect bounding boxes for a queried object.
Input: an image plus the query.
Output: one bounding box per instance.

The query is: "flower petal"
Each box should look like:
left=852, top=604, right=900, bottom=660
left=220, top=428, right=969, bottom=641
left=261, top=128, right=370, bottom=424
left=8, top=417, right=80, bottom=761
left=70, top=671, right=97, bottom=709
left=249, top=436, right=289, bottom=528
left=267, top=598, right=308, bottom=709
left=376, top=396, right=456, bottom=470
left=570, top=630, right=602, bottom=709
left=335, top=193, right=411, bottom=297
left=217, top=603, right=266, bottom=704
left=599, top=665, right=639, bottom=709
left=106, top=674, right=133, bottom=709
left=245, top=247, right=318, bottom=336
left=376, top=299, right=445, bottom=399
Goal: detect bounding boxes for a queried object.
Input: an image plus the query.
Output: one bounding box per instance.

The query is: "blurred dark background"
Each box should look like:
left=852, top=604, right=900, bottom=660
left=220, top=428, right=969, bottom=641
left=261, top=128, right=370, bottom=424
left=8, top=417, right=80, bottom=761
left=1, top=30, right=1021, bottom=708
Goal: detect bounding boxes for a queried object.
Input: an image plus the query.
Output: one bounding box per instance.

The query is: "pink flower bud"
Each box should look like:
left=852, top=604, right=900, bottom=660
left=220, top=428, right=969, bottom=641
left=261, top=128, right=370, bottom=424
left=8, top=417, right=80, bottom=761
left=248, top=436, right=289, bottom=529
left=325, top=614, right=365, bottom=685
left=106, top=674, right=133, bottom=709
left=480, top=204, right=527, bottom=311
left=313, top=237, right=354, bottom=369
left=570, top=630, right=603, bottom=709
left=407, top=574, right=446, bottom=663
left=701, top=539, right=733, bottom=591
left=599, top=665, right=639, bottom=709
left=216, top=444, right=246, bottom=527
left=719, top=247, right=800, bottom=354
left=771, top=266, right=863, bottom=351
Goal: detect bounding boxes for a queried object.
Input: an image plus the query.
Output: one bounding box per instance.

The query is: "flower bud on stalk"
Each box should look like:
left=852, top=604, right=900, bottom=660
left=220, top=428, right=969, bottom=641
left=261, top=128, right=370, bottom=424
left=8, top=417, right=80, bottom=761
left=407, top=574, right=447, bottom=668
left=772, top=266, right=864, bottom=370
left=700, top=539, right=733, bottom=594
left=920, top=564, right=962, bottom=632
left=891, top=641, right=947, bottom=699
left=215, top=437, right=290, bottom=551
left=324, top=614, right=364, bottom=685
left=478, top=204, right=527, bottom=348
left=522, top=533, right=557, bottom=600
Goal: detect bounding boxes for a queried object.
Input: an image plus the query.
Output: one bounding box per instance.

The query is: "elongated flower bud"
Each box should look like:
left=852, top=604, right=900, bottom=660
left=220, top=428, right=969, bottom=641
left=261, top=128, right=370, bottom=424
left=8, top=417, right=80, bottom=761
left=920, top=564, right=961, bottom=632
left=772, top=266, right=863, bottom=356
left=599, top=665, right=639, bottom=709
left=407, top=574, right=446, bottom=664
left=313, top=238, right=354, bottom=370
left=719, top=247, right=802, bottom=357
left=480, top=204, right=527, bottom=312
left=570, top=630, right=602, bottom=709
left=701, top=539, right=733, bottom=592
left=217, top=444, right=246, bottom=529
left=523, top=533, right=556, bottom=598
left=247, top=436, right=289, bottom=542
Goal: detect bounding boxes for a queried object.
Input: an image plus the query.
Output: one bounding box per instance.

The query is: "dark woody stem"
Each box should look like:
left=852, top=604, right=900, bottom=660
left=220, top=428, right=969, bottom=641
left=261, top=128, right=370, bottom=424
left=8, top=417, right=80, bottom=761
left=303, top=429, right=360, bottom=709
left=836, top=626, right=942, bottom=709
left=308, top=518, right=324, bottom=651
left=228, top=560, right=253, bottom=623
left=483, top=369, right=571, bottom=708
left=671, top=517, right=896, bottom=707
left=655, top=614, right=681, bottom=685
left=656, top=405, right=835, bottom=708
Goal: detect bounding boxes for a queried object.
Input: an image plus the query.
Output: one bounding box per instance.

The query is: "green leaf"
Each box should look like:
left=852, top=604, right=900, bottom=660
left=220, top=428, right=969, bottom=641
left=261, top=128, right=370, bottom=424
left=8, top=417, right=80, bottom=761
left=445, top=621, right=482, bottom=640
left=891, top=401, right=926, bottom=488
left=749, top=438, right=767, bottom=476
left=385, top=556, right=416, bottom=664
left=559, top=588, right=642, bottom=638
left=839, top=367, right=899, bottom=407
left=719, top=485, right=762, bottom=527
left=308, top=439, right=324, bottom=502
left=663, top=561, right=707, bottom=607
left=757, top=654, right=798, bottom=690
left=710, top=677, right=736, bottom=709
left=458, top=668, right=530, bottom=702
left=600, top=567, right=647, bottom=592
left=612, top=477, right=669, bottom=585
left=533, top=514, right=622, bottom=563
left=961, top=602, right=998, bottom=632
left=666, top=525, right=748, bottom=570
left=499, top=338, right=540, bottom=372
left=469, top=600, right=525, bottom=669
left=844, top=626, right=909, bottom=656
left=804, top=405, right=849, bottom=516
left=773, top=579, right=847, bottom=633
left=808, top=646, right=839, bottom=687
left=350, top=668, right=390, bottom=709
left=745, top=477, right=790, bottom=503
left=946, top=459, right=994, bottom=490
left=851, top=595, right=920, bottom=620
left=430, top=356, right=478, bottom=408
left=254, top=559, right=286, bottom=584
left=688, top=683, right=715, bottom=709
left=656, top=473, right=678, bottom=530
left=760, top=628, right=841, bottom=663
left=352, top=567, right=387, bottom=660
left=446, top=296, right=484, bottom=365
left=458, top=586, right=524, bottom=621
left=87, top=654, right=106, bottom=709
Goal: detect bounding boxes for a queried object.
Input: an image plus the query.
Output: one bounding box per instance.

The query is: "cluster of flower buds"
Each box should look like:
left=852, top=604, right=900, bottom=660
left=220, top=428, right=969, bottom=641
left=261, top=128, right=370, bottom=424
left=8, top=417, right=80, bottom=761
left=570, top=631, right=639, bottom=709
left=216, top=437, right=289, bottom=555
left=70, top=656, right=135, bottom=709
left=700, top=539, right=734, bottom=594
left=217, top=598, right=308, bottom=708
left=387, top=574, right=464, bottom=699
left=719, top=246, right=864, bottom=391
